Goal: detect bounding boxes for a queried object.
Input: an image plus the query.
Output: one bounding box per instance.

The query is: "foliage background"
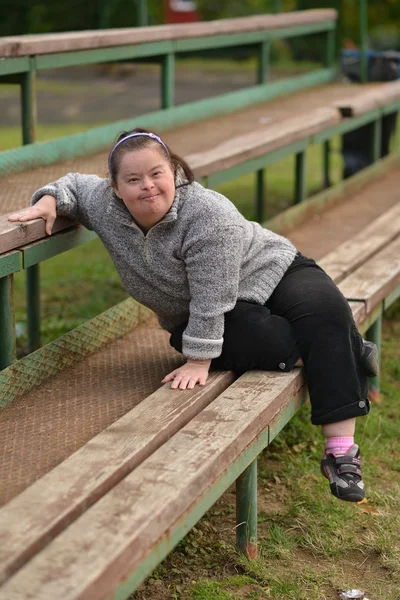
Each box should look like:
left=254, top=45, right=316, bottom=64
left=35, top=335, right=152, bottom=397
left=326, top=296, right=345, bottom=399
left=1, top=0, right=399, bottom=52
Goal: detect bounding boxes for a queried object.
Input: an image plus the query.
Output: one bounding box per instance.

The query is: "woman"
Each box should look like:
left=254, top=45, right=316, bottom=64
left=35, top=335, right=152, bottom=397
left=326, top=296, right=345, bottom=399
left=9, top=128, right=378, bottom=503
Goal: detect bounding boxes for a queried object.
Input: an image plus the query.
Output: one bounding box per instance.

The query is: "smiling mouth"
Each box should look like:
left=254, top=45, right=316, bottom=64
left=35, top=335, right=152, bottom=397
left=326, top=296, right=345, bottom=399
left=140, top=193, right=160, bottom=200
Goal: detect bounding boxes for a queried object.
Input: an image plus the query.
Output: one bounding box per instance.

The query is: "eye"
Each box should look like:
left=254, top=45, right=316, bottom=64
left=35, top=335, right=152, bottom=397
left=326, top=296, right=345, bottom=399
left=128, top=177, right=139, bottom=182
left=152, top=171, right=161, bottom=177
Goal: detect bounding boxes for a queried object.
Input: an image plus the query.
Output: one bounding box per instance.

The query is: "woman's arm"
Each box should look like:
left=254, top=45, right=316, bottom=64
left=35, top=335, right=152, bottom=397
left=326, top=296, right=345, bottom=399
left=162, top=224, right=244, bottom=390
left=8, top=173, right=106, bottom=233
left=8, top=194, right=57, bottom=235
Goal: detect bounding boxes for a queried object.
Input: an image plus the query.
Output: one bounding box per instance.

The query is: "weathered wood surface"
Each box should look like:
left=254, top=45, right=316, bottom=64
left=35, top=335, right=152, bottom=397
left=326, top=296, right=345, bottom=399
left=0, top=370, right=235, bottom=585
left=0, top=199, right=397, bottom=586
left=0, top=214, right=76, bottom=255
left=187, top=108, right=340, bottom=177
left=319, top=202, right=400, bottom=283
left=0, top=370, right=306, bottom=600
left=333, top=80, right=400, bottom=117
left=0, top=10, right=337, bottom=58
left=0, top=109, right=340, bottom=255
left=348, top=301, right=365, bottom=327
left=339, top=236, right=400, bottom=312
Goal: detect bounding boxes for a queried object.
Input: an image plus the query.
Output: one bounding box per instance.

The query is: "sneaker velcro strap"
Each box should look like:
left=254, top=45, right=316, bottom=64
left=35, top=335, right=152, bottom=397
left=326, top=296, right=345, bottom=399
left=335, top=456, right=360, bottom=465
left=337, top=464, right=362, bottom=477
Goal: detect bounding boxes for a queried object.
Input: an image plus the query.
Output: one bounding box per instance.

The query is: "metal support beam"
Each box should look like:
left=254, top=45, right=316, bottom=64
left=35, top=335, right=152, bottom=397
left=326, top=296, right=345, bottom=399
left=26, top=264, right=41, bottom=352
left=21, top=60, right=41, bottom=352
left=325, top=27, right=336, bottom=70
left=256, top=169, right=265, bottom=222
left=257, top=41, right=270, bottom=84
left=236, top=459, right=258, bottom=559
left=323, top=140, right=331, bottom=188
left=0, top=275, right=16, bottom=370
left=359, top=0, right=368, bottom=83
left=136, top=0, right=148, bottom=26
left=371, top=118, right=382, bottom=163
left=161, top=53, right=175, bottom=110
left=366, top=311, right=382, bottom=403
left=294, top=151, right=307, bottom=204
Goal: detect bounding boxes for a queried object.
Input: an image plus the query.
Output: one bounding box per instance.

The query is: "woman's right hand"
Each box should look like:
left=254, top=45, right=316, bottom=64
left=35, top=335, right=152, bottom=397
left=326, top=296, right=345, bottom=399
left=8, top=195, right=57, bottom=236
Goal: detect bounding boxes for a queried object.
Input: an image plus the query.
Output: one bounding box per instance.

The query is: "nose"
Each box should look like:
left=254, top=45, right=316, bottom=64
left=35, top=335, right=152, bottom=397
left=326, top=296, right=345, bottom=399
left=141, top=176, right=154, bottom=190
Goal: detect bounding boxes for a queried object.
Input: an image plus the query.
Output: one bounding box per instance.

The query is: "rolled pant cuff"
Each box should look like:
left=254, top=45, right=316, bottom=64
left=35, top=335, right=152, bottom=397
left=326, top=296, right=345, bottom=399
left=277, top=343, right=301, bottom=372
left=311, top=398, right=370, bottom=425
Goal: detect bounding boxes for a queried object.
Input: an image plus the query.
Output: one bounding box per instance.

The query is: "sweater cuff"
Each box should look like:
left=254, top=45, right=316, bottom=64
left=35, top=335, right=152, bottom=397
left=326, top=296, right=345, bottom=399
left=31, top=186, right=58, bottom=206
left=182, top=333, right=223, bottom=360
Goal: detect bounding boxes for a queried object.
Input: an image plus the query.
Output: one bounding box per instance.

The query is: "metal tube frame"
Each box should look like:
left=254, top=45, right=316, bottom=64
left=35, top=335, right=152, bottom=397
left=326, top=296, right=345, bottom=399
left=359, top=0, right=368, bottom=83
left=256, top=169, right=265, bottom=223
left=236, top=459, right=258, bottom=559
left=0, top=275, right=17, bottom=369
left=294, top=150, right=307, bottom=204
left=161, top=53, right=175, bottom=110
left=21, top=61, right=40, bottom=352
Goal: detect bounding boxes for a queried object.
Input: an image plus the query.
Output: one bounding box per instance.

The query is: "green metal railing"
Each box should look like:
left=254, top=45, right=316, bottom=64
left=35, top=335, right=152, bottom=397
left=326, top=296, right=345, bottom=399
left=0, top=13, right=338, bottom=177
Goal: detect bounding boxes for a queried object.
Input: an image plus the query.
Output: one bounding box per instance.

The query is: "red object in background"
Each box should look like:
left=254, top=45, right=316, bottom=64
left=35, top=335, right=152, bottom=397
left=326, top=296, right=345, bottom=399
left=164, top=0, right=200, bottom=23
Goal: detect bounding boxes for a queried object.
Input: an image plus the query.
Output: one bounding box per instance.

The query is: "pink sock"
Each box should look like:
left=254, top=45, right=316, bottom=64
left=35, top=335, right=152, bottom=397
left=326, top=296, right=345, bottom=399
left=324, top=436, right=354, bottom=456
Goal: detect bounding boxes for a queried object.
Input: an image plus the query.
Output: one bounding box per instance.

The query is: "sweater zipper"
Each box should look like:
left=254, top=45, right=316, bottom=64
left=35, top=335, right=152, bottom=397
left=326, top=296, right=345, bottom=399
left=142, top=221, right=165, bottom=266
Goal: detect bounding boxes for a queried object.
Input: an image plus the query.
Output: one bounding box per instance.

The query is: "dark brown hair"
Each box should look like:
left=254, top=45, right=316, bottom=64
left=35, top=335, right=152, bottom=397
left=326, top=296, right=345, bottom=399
left=108, top=127, right=194, bottom=185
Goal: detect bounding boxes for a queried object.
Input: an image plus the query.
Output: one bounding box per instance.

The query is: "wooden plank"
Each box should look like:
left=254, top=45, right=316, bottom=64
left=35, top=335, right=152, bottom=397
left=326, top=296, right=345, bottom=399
left=266, top=151, right=400, bottom=236
left=348, top=301, right=366, bottom=328
left=187, top=108, right=340, bottom=177
left=333, top=81, right=400, bottom=117
left=0, top=371, right=235, bottom=585
left=0, top=214, right=77, bottom=255
left=0, top=107, right=338, bottom=256
left=0, top=370, right=305, bottom=599
left=339, top=236, right=400, bottom=313
left=319, top=202, right=400, bottom=283
left=0, top=10, right=337, bottom=57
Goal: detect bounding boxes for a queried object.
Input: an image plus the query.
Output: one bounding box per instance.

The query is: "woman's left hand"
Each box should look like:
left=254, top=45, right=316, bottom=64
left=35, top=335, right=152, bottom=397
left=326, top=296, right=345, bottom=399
left=162, top=359, right=211, bottom=390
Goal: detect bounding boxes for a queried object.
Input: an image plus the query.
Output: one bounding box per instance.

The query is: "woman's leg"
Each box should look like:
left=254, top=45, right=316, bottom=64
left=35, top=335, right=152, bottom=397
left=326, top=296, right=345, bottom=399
left=169, top=301, right=301, bottom=375
left=265, top=255, right=369, bottom=426
left=265, top=254, right=368, bottom=501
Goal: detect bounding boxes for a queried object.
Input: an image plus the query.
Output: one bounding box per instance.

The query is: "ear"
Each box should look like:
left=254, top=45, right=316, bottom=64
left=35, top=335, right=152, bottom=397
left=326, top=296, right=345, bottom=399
left=111, top=182, right=121, bottom=199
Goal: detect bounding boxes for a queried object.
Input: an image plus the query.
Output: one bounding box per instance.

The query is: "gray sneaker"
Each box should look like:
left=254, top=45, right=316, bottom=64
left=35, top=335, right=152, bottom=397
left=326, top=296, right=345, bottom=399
left=361, top=340, right=379, bottom=378
left=321, top=444, right=365, bottom=502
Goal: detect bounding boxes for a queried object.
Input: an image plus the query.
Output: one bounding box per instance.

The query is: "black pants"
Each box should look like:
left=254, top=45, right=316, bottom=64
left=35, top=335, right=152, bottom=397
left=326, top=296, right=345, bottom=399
left=170, top=254, right=370, bottom=426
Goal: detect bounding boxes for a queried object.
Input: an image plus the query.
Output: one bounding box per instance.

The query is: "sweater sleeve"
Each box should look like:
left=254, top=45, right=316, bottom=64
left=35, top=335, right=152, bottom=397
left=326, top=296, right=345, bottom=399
left=30, top=173, right=105, bottom=230
left=182, top=225, right=244, bottom=360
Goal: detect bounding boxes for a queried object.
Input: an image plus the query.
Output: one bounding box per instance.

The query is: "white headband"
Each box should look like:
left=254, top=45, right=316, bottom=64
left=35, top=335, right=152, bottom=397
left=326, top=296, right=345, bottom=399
left=108, top=132, right=169, bottom=173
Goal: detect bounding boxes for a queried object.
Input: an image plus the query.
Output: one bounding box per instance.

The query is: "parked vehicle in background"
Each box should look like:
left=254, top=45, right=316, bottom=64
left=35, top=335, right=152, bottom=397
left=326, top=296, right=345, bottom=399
left=164, top=0, right=200, bottom=23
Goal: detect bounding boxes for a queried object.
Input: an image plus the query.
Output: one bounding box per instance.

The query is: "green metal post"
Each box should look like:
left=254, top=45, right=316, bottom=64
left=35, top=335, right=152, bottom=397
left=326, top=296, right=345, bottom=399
left=21, top=61, right=41, bottom=352
left=294, top=151, right=307, bottom=204
left=236, top=459, right=257, bottom=559
left=366, top=311, right=382, bottom=403
left=323, top=140, right=331, bottom=188
left=26, top=264, right=41, bottom=352
left=272, top=0, right=282, bottom=14
left=256, top=169, right=265, bottom=223
left=325, top=28, right=336, bottom=71
left=162, top=53, right=175, bottom=110
left=0, top=276, right=16, bottom=369
left=21, top=62, right=36, bottom=146
left=370, top=118, right=382, bottom=163
left=136, top=0, right=148, bottom=26
left=359, top=0, right=368, bottom=83
left=257, top=41, right=270, bottom=85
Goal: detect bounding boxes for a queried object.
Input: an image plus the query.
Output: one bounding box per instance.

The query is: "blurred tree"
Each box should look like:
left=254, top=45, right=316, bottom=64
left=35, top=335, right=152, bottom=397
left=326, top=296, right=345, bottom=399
left=0, top=0, right=164, bottom=36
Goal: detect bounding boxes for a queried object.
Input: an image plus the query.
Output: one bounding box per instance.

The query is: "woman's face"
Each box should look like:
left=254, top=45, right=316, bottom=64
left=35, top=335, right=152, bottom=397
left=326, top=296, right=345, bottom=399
left=113, top=147, right=176, bottom=231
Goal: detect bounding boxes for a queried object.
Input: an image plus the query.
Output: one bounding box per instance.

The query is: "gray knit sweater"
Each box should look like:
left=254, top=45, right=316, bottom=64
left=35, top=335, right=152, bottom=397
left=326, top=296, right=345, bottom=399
left=31, top=173, right=297, bottom=360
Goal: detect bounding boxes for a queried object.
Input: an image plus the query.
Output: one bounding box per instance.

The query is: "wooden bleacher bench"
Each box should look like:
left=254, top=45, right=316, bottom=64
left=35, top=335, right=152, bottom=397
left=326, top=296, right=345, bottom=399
left=0, top=199, right=398, bottom=598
